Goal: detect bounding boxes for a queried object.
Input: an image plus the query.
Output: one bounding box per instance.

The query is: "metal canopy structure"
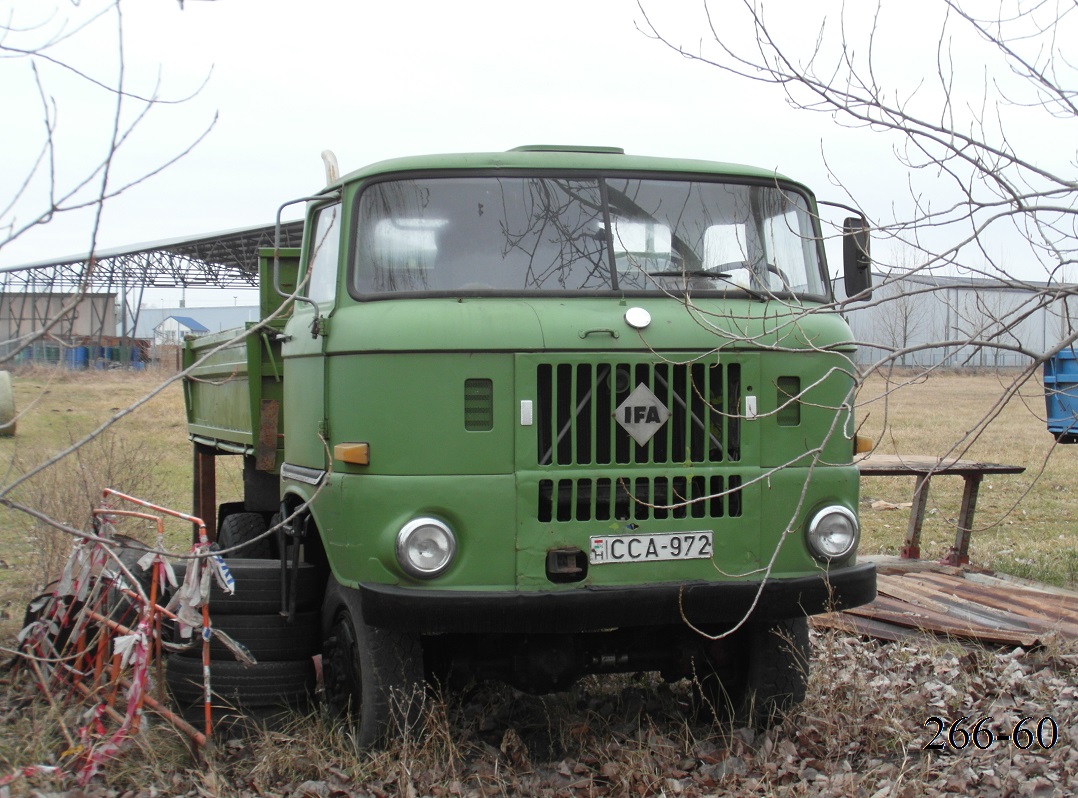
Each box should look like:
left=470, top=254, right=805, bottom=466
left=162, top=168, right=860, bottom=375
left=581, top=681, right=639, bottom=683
left=0, top=220, right=304, bottom=292
left=0, top=220, right=304, bottom=366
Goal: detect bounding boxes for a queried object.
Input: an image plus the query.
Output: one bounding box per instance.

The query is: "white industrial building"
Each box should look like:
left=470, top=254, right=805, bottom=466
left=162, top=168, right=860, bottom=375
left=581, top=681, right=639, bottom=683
left=844, top=272, right=1076, bottom=369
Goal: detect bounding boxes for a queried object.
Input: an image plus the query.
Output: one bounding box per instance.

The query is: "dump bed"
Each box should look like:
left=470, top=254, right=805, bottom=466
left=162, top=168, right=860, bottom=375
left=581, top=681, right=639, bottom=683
left=183, top=248, right=299, bottom=473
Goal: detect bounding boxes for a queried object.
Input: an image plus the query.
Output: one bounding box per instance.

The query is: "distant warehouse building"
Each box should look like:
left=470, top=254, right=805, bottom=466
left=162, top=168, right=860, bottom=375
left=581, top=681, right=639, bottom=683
left=0, top=291, right=118, bottom=364
left=844, top=271, right=1077, bottom=369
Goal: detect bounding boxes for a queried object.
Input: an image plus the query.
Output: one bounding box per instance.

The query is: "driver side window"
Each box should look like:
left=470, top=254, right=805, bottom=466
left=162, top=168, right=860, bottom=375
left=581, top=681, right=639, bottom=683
left=307, top=203, right=341, bottom=305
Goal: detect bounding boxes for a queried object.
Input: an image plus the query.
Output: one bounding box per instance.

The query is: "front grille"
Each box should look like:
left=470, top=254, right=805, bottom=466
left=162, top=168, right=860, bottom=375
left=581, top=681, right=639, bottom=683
left=464, top=378, right=494, bottom=431
left=536, top=360, right=741, bottom=466
left=538, top=475, right=743, bottom=523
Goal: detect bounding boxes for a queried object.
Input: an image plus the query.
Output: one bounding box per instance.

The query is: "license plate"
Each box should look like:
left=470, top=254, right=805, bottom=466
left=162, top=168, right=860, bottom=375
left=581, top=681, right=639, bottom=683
left=589, top=531, right=713, bottom=565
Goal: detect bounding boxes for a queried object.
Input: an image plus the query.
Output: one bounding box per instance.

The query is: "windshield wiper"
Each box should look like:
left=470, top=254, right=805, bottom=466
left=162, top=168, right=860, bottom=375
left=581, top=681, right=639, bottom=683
left=645, top=270, right=768, bottom=300
left=645, top=270, right=729, bottom=279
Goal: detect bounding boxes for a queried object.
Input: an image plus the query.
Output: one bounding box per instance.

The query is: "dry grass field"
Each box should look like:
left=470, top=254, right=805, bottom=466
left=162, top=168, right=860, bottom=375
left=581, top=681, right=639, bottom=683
left=0, top=367, right=1074, bottom=797
left=0, top=369, right=244, bottom=645
left=856, top=369, right=1078, bottom=587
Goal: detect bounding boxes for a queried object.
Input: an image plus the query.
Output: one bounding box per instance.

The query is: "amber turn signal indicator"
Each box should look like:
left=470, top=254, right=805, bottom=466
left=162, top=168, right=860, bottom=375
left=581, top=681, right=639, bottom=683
left=334, top=442, right=370, bottom=465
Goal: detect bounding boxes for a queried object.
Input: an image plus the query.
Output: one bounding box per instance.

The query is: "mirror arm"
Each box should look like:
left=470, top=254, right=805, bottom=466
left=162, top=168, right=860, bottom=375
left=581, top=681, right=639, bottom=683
left=273, top=191, right=342, bottom=312
left=817, top=199, right=863, bottom=217
left=819, top=201, right=873, bottom=302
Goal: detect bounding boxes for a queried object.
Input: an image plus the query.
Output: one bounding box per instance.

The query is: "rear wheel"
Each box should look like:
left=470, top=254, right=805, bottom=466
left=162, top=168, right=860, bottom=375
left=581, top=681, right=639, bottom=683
left=218, top=512, right=272, bottom=559
left=321, top=577, right=424, bottom=747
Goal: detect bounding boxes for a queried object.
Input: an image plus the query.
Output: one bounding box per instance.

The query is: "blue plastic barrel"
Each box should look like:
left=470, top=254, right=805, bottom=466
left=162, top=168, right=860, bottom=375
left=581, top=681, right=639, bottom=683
left=1044, top=349, right=1078, bottom=442
left=64, top=346, right=88, bottom=369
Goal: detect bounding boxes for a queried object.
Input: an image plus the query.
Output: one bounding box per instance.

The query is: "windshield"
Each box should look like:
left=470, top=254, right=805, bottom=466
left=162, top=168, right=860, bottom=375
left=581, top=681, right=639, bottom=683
left=351, top=176, right=825, bottom=297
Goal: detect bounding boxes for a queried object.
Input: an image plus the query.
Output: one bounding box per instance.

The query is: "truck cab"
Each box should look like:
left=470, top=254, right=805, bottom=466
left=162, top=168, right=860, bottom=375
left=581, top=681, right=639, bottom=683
left=186, top=145, right=876, bottom=742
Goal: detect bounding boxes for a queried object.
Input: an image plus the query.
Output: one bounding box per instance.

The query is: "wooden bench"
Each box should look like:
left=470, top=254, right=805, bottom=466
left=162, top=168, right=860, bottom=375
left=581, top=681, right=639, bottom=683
left=856, top=454, right=1025, bottom=566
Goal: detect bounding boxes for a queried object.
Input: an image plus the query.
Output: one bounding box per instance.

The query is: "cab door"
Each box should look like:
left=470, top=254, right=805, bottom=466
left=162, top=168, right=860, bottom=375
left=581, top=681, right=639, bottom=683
left=282, top=201, right=342, bottom=472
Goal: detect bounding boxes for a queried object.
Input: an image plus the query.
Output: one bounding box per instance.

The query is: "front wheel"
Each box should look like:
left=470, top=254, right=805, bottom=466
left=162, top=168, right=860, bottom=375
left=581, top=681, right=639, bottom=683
left=321, top=577, right=424, bottom=747
left=741, top=616, right=810, bottom=728
left=692, top=616, right=810, bottom=729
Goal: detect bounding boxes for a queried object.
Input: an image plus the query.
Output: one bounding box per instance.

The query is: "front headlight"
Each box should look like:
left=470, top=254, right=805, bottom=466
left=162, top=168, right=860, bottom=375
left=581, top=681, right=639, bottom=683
left=396, top=517, right=457, bottom=578
left=806, top=505, right=858, bottom=562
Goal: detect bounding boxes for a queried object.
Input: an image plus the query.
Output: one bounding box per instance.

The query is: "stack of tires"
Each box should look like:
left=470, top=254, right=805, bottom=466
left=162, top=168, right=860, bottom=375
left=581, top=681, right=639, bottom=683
left=164, top=513, right=322, bottom=733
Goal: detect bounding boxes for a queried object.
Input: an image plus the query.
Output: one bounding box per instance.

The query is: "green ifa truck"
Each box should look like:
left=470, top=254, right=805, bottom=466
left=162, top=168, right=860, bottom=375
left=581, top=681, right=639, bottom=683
left=183, top=145, right=877, bottom=741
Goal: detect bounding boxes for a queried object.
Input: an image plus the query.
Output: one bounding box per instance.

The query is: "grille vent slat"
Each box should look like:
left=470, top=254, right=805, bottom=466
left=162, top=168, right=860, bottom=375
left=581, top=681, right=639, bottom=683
left=464, top=378, right=494, bottom=431
left=538, top=475, right=743, bottom=523
left=537, top=361, right=741, bottom=466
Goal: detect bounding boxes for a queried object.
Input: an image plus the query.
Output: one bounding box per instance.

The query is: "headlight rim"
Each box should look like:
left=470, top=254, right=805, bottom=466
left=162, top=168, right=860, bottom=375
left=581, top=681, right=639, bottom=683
left=395, top=516, right=457, bottom=579
left=806, top=504, right=859, bottom=563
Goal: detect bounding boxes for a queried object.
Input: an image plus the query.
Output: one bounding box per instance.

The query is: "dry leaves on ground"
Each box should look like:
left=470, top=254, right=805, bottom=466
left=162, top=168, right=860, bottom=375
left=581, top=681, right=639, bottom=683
left=1, top=629, right=1075, bottom=797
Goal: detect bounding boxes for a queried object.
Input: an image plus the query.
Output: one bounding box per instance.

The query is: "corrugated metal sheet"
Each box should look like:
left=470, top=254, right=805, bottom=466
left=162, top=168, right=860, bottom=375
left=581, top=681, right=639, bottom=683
left=814, top=562, right=1078, bottom=647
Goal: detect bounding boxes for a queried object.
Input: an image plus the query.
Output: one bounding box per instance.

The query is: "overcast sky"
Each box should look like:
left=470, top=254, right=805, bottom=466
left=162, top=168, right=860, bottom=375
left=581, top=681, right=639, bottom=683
left=2, top=0, right=1067, bottom=306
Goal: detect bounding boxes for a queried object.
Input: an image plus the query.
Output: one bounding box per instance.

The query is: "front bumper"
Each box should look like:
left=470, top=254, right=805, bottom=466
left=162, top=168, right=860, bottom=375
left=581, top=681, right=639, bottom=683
left=360, top=562, right=876, bottom=634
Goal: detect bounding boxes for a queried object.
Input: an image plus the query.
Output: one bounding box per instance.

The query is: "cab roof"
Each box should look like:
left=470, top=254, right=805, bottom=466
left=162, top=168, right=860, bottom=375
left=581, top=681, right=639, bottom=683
left=333, top=145, right=805, bottom=193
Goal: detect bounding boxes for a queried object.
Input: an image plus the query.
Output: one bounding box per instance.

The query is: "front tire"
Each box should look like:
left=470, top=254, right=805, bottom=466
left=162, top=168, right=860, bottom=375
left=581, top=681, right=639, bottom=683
left=321, top=577, right=424, bottom=747
left=692, top=616, right=810, bottom=729
left=741, top=616, right=810, bottom=728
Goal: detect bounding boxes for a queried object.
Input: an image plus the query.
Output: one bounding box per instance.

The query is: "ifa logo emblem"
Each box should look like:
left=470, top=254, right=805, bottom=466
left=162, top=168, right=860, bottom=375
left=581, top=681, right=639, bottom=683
left=614, top=383, right=670, bottom=446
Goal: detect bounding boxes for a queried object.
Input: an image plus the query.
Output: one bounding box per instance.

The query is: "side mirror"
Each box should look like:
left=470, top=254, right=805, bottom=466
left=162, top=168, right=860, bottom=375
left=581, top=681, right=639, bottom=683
left=843, top=217, right=872, bottom=300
